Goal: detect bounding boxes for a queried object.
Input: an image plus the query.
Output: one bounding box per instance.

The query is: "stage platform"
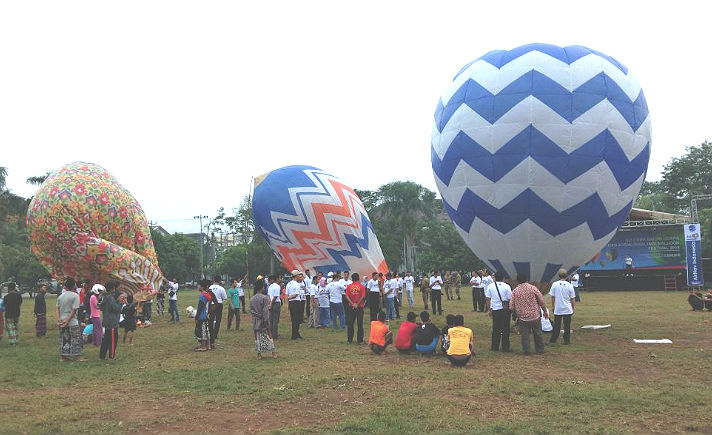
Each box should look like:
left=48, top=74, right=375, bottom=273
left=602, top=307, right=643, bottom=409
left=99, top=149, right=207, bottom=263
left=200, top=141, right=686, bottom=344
left=581, top=269, right=686, bottom=291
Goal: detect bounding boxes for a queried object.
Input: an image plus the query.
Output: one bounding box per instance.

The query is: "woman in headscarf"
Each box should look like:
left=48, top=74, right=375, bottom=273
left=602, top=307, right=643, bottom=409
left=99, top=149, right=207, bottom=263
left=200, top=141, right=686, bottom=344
left=249, top=279, right=277, bottom=359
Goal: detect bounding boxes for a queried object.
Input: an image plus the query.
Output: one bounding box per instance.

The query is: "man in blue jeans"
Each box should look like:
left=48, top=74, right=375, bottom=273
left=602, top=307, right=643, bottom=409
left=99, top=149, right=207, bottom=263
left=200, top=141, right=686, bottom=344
left=383, top=272, right=397, bottom=320
left=415, top=311, right=440, bottom=354
left=327, top=277, right=346, bottom=330
left=168, top=278, right=179, bottom=322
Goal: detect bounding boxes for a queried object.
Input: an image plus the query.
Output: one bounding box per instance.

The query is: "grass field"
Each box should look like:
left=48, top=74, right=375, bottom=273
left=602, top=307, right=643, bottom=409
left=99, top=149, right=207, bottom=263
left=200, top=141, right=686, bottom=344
left=0, top=288, right=710, bottom=434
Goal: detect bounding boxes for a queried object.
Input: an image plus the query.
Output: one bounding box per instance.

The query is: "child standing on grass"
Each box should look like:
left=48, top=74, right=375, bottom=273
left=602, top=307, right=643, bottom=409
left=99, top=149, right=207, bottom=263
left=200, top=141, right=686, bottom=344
left=121, top=295, right=137, bottom=346
left=368, top=311, right=392, bottom=355
left=194, top=280, right=212, bottom=352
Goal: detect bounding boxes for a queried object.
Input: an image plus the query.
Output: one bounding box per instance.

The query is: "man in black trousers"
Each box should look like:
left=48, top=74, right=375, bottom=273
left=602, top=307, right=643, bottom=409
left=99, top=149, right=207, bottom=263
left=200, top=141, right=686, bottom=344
left=286, top=270, right=305, bottom=339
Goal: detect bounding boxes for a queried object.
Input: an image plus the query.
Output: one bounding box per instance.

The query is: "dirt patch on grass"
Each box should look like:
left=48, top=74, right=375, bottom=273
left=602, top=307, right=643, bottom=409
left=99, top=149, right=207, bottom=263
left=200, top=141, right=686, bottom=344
left=124, top=387, right=366, bottom=434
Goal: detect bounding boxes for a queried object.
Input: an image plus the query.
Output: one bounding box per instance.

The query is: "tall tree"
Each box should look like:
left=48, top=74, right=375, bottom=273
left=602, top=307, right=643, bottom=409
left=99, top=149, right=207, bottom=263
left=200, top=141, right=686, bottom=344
left=661, top=140, right=712, bottom=213
left=150, top=229, right=201, bottom=282
left=634, top=181, right=676, bottom=213
left=370, top=182, right=437, bottom=270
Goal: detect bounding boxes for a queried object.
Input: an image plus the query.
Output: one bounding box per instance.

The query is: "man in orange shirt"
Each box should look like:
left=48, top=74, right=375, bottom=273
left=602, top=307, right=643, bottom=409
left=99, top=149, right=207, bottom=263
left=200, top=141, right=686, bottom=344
left=344, top=273, right=366, bottom=344
left=368, top=311, right=392, bottom=355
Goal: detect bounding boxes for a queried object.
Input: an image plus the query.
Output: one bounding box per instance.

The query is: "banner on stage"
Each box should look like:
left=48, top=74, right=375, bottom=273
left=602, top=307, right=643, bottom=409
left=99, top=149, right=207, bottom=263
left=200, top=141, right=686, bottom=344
left=581, top=226, right=685, bottom=271
left=684, top=223, right=704, bottom=286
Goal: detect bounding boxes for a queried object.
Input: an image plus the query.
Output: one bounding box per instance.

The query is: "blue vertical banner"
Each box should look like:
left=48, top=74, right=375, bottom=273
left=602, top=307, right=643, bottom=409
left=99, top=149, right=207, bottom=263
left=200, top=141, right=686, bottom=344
left=685, top=223, right=704, bottom=286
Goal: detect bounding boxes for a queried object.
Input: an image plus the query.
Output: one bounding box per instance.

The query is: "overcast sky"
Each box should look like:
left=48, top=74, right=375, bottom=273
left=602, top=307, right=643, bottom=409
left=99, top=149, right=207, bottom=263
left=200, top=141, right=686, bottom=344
left=1, top=1, right=710, bottom=234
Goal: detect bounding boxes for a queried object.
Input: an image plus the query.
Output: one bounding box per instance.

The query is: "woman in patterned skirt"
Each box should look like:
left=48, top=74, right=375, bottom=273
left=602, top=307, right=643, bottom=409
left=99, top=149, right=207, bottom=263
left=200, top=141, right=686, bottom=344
left=249, top=280, right=277, bottom=359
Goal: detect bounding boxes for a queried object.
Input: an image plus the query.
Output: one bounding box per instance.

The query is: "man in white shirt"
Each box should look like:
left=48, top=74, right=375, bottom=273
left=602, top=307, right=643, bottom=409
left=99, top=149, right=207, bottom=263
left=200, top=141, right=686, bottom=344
left=485, top=271, right=512, bottom=352
left=481, top=270, right=494, bottom=292
left=570, top=271, right=581, bottom=302
left=470, top=270, right=485, bottom=312
left=285, top=270, right=306, bottom=340
left=403, top=272, right=415, bottom=308
left=327, top=278, right=346, bottom=330
left=168, top=278, right=180, bottom=322
left=209, top=276, right=228, bottom=342
left=237, top=276, right=246, bottom=314
left=267, top=275, right=283, bottom=339
left=624, top=255, right=633, bottom=277
left=304, top=269, right=313, bottom=321
left=366, top=272, right=382, bottom=321
left=383, top=272, right=396, bottom=321
left=395, top=273, right=405, bottom=317
left=339, top=271, right=351, bottom=311
left=429, top=271, right=443, bottom=316
left=550, top=269, right=576, bottom=345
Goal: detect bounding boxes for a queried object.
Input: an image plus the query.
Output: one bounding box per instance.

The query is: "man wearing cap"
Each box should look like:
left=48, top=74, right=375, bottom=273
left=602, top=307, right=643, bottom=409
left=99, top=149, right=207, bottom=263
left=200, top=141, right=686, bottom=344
left=286, top=270, right=306, bottom=339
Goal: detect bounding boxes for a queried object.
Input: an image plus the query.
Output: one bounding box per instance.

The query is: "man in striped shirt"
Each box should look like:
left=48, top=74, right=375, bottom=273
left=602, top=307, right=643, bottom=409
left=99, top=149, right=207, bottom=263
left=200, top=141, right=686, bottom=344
left=510, top=274, right=548, bottom=355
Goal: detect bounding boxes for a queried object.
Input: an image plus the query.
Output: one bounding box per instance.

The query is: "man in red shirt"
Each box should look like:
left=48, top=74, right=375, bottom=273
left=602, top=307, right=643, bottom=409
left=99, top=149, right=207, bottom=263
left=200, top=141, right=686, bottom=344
left=344, top=273, right=366, bottom=344
left=510, top=273, right=548, bottom=355
left=395, top=311, right=418, bottom=353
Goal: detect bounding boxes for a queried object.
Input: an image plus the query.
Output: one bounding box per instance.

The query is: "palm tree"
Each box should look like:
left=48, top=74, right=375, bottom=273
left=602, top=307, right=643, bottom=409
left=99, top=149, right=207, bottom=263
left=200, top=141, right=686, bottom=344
left=26, top=172, right=50, bottom=186
left=373, top=181, right=437, bottom=271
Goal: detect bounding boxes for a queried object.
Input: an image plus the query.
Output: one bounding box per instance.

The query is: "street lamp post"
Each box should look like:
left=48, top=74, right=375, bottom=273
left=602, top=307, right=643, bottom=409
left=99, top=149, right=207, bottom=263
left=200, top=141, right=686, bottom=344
left=194, top=215, right=208, bottom=279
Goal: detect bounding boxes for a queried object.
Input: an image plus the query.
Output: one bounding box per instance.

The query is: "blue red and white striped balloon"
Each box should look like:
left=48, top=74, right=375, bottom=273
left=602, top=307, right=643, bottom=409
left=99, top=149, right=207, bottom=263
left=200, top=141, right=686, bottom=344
left=252, top=165, right=389, bottom=277
left=431, top=43, right=651, bottom=282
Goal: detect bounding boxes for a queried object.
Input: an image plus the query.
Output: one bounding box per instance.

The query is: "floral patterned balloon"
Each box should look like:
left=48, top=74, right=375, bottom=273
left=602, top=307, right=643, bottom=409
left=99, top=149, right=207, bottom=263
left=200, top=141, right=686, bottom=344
left=26, top=162, right=163, bottom=297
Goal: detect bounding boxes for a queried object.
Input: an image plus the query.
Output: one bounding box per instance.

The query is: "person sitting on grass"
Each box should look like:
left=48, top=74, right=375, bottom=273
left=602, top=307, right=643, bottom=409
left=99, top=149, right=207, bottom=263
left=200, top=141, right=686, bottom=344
left=368, top=311, right=392, bottom=355
left=121, top=295, right=137, bottom=346
left=395, top=311, right=419, bottom=354
left=415, top=311, right=440, bottom=355
left=194, top=279, right=212, bottom=352
left=441, top=314, right=455, bottom=355
left=688, top=290, right=705, bottom=311
left=446, top=314, right=474, bottom=367
left=705, top=291, right=712, bottom=311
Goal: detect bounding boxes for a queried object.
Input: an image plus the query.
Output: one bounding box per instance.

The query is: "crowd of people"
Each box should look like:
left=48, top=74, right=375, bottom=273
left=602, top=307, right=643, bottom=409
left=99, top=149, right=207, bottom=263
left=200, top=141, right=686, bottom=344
left=0, top=276, right=183, bottom=362
left=177, top=267, right=579, bottom=365
left=0, top=266, right=586, bottom=366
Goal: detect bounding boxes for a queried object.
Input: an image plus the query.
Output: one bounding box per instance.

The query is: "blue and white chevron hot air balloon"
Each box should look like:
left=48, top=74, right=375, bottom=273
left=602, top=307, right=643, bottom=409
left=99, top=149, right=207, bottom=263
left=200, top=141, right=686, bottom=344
left=252, top=165, right=389, bottom=277
left=431, top=43, right=651, bottom=282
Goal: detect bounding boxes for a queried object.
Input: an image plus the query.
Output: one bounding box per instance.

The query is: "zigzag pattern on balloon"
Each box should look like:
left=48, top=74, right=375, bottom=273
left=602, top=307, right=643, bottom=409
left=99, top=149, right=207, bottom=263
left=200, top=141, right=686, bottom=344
left=443, top=188, right=633, bottom=240
left=435, top=158, right=645, bottom=216
left=435, top=70, right=648, bottom=133
left=433, top=127, right=649, bottom=190
left=255, top=167, right=387, bottom=274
